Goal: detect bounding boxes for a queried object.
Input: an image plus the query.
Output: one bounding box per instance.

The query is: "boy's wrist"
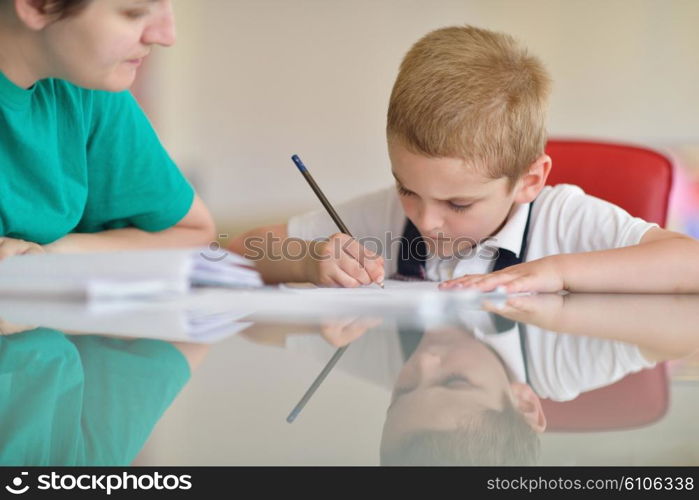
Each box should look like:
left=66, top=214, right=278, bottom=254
left=549, top=253, right=573, bottom=291
left=296, top=241, right=320, bottom=283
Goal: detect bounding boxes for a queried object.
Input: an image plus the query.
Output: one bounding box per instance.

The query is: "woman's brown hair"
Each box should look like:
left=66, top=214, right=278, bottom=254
left=39, top=0, right=91, bottom=18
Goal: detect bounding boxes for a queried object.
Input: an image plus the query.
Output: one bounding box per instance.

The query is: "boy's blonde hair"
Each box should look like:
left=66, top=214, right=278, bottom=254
left=381, top=397, right=541, bottom=465
left=387, top=25, right=552, bottom=185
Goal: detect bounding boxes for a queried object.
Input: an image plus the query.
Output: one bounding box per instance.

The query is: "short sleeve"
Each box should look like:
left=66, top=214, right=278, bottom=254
left=0, top=329, right=191, bottom=466
left=527, top=331, right=656, bottom=401
left=76, top=90, right=194, bottom=233
left=536, top=185, right=658, bottom=253
left=0, top=328, right=84, bottom=465
left=70, top=336, right=191, bottom=465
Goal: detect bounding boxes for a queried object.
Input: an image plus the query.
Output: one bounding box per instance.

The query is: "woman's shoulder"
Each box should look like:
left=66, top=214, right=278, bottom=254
left=36, top=78, right=137, bottom=112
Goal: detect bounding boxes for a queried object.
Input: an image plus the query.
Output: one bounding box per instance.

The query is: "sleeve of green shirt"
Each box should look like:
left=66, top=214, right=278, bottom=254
left=71, top=336, right=192, bottom=466
left=0, top=329, right=191, bottom=466
left=76, top=89, right=195, bottom=234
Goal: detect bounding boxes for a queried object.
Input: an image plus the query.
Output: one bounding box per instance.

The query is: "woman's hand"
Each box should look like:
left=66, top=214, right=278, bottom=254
left=0, top=237, right=45, bottom=261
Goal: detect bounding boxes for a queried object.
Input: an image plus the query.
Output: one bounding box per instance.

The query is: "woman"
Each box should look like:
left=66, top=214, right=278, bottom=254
left=0, top=0, right=215, bottom=259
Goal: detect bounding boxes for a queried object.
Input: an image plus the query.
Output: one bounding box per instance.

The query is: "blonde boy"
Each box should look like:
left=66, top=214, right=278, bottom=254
left=231, top=25, right=699, bottom=294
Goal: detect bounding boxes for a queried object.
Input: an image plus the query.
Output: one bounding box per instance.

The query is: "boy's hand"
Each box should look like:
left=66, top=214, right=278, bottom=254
left=320, top=316, right=384, bottom=347
left=481, top=293, right=566, bottom=328
left=304, top=233, right=385, bottom=287
left=0, top=237, right=45, bottom=261
left=439, top=256, right=566, bottom=293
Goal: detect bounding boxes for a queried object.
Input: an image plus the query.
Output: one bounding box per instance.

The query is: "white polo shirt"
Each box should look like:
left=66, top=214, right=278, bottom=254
left=285, top=316, right=656, bottom=402
left=287, top=184, right=658, bottom=281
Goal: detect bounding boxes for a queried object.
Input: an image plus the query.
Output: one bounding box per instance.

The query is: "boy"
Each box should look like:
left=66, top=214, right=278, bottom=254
left=231, top=25, right=699, bottom=293
left=380, top=323, right=544, bottom=466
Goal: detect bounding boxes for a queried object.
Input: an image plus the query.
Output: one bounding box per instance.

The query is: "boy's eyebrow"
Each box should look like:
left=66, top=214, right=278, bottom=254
left=391, top=170, right=482, bottom=203
left=391, top=170, right=406, bottom=186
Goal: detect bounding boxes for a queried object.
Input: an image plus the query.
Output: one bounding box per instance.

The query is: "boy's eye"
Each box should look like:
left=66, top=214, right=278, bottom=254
left=448, top=202, right=472, bottom=213
left=442, top=374, right=473, bottom=388
left=397, top=185, right=416, bottom=197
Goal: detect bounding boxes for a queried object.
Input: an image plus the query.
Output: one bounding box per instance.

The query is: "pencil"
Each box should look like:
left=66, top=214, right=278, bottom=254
left=291, top=154, right=384, bottom=288
left=286, top=345, right=349, bottom=423
left=285, top=154, right=382, bottom=423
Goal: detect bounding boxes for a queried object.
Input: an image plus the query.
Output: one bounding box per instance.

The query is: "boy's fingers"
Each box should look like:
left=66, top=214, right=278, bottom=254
left=321, top=316, right=379, bottom=346
left=505, top=297, right=532, bottom=311
left=504, top=277, right=536, bottom=293
left=338, top=237, right=384, bottom=284
left=342, top=322, right=373, bottom=342
left=470, top=272, right=517, bottom=291
left=321, top=316, right=356, bottom=335
left=330, top=269, right=362, bottom=288
left=338, top=255, right=372, bottom=285
left=360, top=255, right=385, bottom=284
left=440, top=274, right=486, bottom=289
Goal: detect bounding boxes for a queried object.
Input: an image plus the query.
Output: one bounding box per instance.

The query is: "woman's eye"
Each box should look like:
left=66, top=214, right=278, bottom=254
left=124, top=9, right=148, bottom=19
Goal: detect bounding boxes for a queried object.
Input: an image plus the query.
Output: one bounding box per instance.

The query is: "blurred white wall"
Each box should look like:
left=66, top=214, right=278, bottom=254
left=146, top=0, right=699, bottom=233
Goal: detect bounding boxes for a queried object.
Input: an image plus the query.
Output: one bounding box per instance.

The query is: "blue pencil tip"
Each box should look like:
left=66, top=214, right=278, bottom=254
left=291, top=154, right=307, bottom=173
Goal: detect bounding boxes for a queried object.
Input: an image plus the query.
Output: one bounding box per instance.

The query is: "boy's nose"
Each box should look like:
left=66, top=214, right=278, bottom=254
left=414, top=350, right=441, bottom=379
left=415, top=206, right=444, bottom=236
left=142, top=1, right=176, bottom=47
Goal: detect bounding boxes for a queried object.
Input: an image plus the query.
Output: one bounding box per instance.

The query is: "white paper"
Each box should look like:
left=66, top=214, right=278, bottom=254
left=0, top=247, right=262, bottom=300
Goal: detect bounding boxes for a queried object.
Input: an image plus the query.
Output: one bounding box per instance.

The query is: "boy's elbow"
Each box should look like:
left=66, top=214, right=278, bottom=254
left=229, top=224, right=288, bottom=258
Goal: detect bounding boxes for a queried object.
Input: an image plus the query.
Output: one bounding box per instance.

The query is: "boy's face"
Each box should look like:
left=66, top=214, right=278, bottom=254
left=389, top=141, right=521, bottom=258
left=39, top=0, right=175, bottom=91
left=381, top=326, right=516, bottom=448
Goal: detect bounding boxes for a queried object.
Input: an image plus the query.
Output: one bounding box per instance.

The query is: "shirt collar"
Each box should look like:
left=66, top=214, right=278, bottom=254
left=0, top=71, right=36, bottom=110
left=484, top=202, right=531, bottom=257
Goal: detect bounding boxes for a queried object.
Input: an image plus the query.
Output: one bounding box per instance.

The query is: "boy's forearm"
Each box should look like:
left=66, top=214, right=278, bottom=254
left=558, top=236, right=699, bottom=293
left=234, top=233, right=313, bottom=284
left=44, top=226, right=215, bottom=254
left=249, top=251, right=311, bottom=284
left=556, top=294, right=688, bottom=338
left=543, top=294, right=699, bottom=359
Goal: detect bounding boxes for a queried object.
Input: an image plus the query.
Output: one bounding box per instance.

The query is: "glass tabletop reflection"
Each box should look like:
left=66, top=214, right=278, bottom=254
left=1, top=290, right=697, bottom=466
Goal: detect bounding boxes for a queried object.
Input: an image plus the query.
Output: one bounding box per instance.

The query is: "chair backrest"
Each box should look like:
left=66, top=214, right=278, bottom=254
left=539, top=139, right=673, bottom=432
left=540, top=364, right=670, bottom=432
left=544, top=139, right=673, bottom=226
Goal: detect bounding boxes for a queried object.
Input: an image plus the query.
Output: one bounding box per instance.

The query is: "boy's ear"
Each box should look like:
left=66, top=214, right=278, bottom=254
left=510, top=382, right=547, bottom=433
left=14, top=0, right=59, bottom=30
left=512, top=154, right=552, bottom=204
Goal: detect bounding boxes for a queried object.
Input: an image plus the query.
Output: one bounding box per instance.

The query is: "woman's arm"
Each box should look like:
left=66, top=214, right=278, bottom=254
left=44, top=194, right=216, bottom=253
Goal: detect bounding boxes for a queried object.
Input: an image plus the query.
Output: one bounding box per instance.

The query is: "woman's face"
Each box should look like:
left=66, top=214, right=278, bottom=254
left=40, top=0, right=175, bottom=91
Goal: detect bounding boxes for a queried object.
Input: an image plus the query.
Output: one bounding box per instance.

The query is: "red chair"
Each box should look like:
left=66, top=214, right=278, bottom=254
left=540, top=139, right=673, bottom=432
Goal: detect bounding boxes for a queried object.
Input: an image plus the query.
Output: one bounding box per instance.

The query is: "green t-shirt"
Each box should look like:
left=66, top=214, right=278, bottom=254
left=0, top=71, right=194, bottom=244
left=0, top=328, right=191, bottom=466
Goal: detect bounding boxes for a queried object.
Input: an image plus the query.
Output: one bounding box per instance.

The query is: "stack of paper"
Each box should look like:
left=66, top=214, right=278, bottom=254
left=0, top=247, right=263, bottom=300
left=0, top=295, right=254, bottom=343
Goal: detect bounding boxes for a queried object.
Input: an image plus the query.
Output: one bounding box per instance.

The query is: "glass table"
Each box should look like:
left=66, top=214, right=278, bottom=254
left=1, top=288, right=697, bottom=466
